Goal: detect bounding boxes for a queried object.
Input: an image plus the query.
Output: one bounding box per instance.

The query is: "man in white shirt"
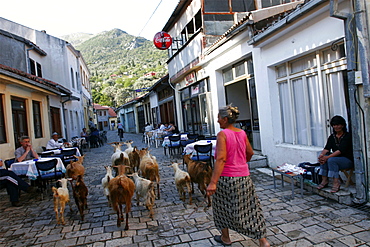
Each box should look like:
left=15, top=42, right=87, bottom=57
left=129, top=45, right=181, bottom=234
left=46, top=132, right=63, bottom=150
left=144, top=123, right=153, bottom=132
left=159, top=123, right=167, bottom=131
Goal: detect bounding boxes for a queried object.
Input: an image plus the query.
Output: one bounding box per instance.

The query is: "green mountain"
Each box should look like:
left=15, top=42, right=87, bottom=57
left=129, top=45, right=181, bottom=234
left=62, top=29, right=169, bottom=107
left=61, top=32, right=95, bottom=47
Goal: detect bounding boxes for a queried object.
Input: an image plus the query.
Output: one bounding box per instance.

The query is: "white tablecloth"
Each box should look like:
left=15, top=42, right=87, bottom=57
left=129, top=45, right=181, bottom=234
left=162, top=134, right=188, bottom=146
left=9, top=157, right=65, bottom=180
left=183, top=140, right=217, bottom=156
left=41, top=147, right=81, bottom=156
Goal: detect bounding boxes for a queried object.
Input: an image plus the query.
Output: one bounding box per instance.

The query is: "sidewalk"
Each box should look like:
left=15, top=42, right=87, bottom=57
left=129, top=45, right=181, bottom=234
left=0, top=130, right=369, bottom=246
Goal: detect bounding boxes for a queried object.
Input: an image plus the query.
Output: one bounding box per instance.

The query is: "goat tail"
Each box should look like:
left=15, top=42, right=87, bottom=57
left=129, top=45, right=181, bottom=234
left=145, top=182, right=155, bottom=208
left=52, top=186, right=59, bottom=196
left=185, top=175, right=191, bottom=183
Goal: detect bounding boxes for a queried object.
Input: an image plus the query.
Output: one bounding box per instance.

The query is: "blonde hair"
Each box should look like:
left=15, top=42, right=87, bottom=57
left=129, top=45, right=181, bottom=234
left=219, top=104, right=240, bottom=124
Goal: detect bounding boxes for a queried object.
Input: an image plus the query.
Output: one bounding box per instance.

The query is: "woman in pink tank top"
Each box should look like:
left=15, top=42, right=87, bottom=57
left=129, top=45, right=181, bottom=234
left=206, top=105, right=269, bottom=247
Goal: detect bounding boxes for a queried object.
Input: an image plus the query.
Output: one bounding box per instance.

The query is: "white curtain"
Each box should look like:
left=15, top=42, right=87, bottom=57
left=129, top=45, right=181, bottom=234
left=292, top=78, right=308, bottom=145
left=327, top=72, right=348, bottom=122
left=307, top=75, right=325, bottom=147
left=279, top=82, right=293, bottom=143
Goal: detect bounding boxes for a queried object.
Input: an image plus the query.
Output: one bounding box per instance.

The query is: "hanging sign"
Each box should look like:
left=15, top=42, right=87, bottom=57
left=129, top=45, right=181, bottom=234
left=153, top=31, right=172, bottom=50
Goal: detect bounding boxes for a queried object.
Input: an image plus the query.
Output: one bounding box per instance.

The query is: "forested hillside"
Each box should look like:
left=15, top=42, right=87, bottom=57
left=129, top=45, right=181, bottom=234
left=63, top=28, right=168, bottom=107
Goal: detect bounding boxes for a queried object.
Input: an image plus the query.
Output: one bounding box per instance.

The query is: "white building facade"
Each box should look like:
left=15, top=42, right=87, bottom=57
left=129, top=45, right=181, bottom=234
left=0, top=17, right=92, bottom=141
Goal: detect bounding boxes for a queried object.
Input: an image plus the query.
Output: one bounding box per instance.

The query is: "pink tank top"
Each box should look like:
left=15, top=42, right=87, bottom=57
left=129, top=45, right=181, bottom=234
left=219, top=129, right=250, bottom=177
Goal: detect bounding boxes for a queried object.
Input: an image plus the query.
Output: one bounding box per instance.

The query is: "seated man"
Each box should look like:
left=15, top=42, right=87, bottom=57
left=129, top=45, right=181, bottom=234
left=0, top=159, right=37, bottom=207
left=15, top=136, right=39, bottom=162
left=80, top=128, right=88, bottom=138
left=46, top=132, right=63, bottom=150
left=144, top=123, right=153, bottom=132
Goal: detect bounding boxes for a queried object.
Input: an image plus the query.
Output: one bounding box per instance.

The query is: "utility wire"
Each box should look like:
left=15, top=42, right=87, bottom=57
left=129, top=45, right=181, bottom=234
left=137, top=0, right=163, bottom=38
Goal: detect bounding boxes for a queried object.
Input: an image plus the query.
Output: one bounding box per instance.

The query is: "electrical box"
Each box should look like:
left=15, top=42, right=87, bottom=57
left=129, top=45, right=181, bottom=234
left=355, top=71, right=363, bottom=85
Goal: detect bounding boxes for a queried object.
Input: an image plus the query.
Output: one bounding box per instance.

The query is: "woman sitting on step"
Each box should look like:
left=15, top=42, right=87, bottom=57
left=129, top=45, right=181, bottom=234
left=317, top=115, right=354, bottom=193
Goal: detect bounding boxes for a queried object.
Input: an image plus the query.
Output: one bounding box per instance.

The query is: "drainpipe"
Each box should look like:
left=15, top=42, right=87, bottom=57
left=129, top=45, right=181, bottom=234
left=25, top=47, right=34, bottom=74
left=61, top=97, right=70, bottom=141
left=61, top=95, right=80, bottom=141
left=330, top=0, right=367, bottom=204
left=354, top=0, right=370, bottom=98
left=353, top=0, right=370, bottom=201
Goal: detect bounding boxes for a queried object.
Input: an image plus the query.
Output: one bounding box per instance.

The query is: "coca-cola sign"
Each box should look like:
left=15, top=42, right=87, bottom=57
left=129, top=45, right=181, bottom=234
left=153, top=31, right=172, bottom=50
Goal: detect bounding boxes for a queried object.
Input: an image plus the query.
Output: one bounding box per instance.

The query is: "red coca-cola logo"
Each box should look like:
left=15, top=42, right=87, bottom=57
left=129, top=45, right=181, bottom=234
left=153, top=31, right=172, bottom=50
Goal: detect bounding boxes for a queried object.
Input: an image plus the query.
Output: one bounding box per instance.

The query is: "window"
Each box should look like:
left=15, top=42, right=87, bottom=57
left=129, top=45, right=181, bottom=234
left=30, top=59, right=36, bottom=75
left=33, top=101, right=43, bottom=138
left=277, top=45, right=348, bottom=147
left=29, top=59, right=42, bottom=77
left=262, top=0, right=292, bottom=8
left=0, top=94, right=6, bottom=143
left=232, top=0, right=256, bottom=11
left=204, top=0, right=230, bottom=12
left=222, top=58, right=253, bottom=85
left=36, top=62, right=42, bottom=77
left=168, top=11, right=203, bottom=57
left=71, top=68, right=75, bottom=88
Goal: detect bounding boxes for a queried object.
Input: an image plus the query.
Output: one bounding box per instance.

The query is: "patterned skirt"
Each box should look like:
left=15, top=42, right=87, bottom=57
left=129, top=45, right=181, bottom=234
left=212, top=176, right=267, bottom=239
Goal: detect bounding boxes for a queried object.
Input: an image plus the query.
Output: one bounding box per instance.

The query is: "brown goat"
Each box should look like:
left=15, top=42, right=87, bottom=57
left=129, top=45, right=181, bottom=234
left=128, top=146, right=140, bottom=172
left=69, top=175, right=88, bottom=221
left=139, top=148, right=160, bottom=199
left=113, top=152, right=131, bottom=176
left=66, top=155, right=85, bottom=180
left=183, top=154, right=212, bottom=206
left=108, top=165, right=135, bottom=230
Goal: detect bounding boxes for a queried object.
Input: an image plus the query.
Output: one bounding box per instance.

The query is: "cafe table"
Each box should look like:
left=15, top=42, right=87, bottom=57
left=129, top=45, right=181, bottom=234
left=162, top=134, right=188, bottom=147
left=183, top=140, right=217, bottom=156
left=41, top=147, right=81, bottom=156
left=9, top=157, right=66, bottom=180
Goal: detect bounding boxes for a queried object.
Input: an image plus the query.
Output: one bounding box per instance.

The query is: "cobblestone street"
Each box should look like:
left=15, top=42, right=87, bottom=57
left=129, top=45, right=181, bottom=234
left=1, top=130, right=369, bottom=247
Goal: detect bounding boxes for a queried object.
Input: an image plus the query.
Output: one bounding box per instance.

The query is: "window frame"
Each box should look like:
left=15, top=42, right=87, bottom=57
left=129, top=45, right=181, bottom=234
left=33, top=100, right=43, bottom=138
left=276, top=43, right=347, bottom=147
left=0, top=94, right=7, bottom=143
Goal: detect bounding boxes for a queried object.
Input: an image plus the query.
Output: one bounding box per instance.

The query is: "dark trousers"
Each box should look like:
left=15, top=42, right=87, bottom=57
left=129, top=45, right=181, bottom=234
left=0, top=169, right=30, bottom=202
left=118, top=129, right=124, bottom=141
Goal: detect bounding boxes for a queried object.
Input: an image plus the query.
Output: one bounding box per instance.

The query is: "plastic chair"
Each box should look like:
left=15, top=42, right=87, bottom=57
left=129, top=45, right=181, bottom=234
left=41, top=151, right=56, bottom=158
left=191, top=143, right=213, bottom=168
left=180, top=133, right=198, bottom=148
left=168, top=135, right=182, bottom=156
left=35, top=159, right=63, bottom=196
left=4, top=158, right=15, bottom=170
left=60, top=148, right=77, bottom=165
left=187, top=134, right=199, bottom=141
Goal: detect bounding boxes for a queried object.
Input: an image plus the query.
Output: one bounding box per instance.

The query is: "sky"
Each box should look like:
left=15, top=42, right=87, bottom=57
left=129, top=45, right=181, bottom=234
left=0, top=0, right=179, bottom=40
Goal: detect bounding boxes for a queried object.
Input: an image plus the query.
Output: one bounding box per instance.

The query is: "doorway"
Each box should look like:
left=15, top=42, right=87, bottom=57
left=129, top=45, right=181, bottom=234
left=11, top=97, right=28, bottom=148
left=50, top=107, right=62, bottom=136
left=225, top=78, right=260, bottom=150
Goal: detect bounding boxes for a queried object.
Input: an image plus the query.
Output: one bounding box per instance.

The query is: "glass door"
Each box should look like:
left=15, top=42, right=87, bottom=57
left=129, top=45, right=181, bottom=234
left=199, top=92, right=214, bottom=136
left=11, top=97, right=28, bottom=148
left=183, top=98, right=201, bottom=134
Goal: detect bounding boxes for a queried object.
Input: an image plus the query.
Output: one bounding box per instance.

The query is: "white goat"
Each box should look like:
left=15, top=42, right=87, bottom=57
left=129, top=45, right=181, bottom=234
left=111, top=143, right=130, bottom=175
left=101, top=165, right=114, bottom=206
left=52, top=178, right=71, bottom=225
left=123, top=140, right=134, bottom=155
left=130, top=172, right=155, bottom=218
left=170, top=162, right=192, bottom=205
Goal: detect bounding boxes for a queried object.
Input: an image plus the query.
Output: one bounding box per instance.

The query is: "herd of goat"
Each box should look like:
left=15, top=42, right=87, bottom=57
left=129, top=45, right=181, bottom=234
left=51, top=140, right=213, bottom=230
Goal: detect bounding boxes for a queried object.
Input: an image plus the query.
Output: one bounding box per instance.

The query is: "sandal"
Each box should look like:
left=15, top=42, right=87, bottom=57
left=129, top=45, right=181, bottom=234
left=331, top=184, right=341, bottom=193
left=317, top=182, right=328, bottom=190
left=214, top=235, right=232, bottom=246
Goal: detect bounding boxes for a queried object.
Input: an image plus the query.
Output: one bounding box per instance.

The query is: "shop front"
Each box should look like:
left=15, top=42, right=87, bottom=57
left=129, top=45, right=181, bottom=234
left=180, top=78, right=214, bottom=137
